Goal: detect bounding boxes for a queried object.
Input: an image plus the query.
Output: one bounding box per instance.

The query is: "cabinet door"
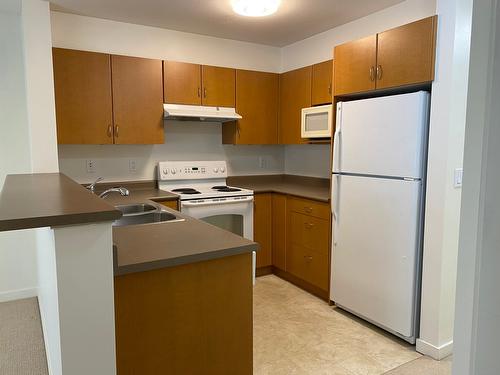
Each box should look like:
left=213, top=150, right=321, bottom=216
left=272, top=194, right=287, bottom=271
left=376, top=16, right=437, bottom=89
left=254, top=193, right=272, bottom=268
left=224, top=70, right=278, bottom=145
left=201, top=65, right=235, bottom=107
left=52, top=48, right=113, bottom=144
left=334, top=35, right=377, bottom=96
left=312, top=60, right=333, bottom=106
left=163, top=61, right=202, bottom=105
left=111, top=55, right=164, bottom=144
left=279, top=66, right=312, bottom=144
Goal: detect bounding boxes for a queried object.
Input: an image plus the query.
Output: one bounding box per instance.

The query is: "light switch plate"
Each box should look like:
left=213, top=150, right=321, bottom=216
left=454, top=168, right=463, bottom=188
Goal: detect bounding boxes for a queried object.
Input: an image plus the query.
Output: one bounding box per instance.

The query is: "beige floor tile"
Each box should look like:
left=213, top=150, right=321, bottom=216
left=383, top=356, right=452, bottom=375
left=339, top=354, right=392, bottom=375
left=254, top=275, right=429, bottom=375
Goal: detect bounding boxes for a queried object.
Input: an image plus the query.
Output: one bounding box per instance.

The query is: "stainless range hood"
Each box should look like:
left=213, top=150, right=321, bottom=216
left=163, top=104, right=242, bottom=122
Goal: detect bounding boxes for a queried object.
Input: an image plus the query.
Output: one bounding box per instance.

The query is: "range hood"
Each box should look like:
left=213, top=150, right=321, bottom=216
left=163, top=104, right=242, bottom=122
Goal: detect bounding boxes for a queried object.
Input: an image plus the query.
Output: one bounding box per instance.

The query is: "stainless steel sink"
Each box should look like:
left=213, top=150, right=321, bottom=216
left=115, top=203, right=157, bottom=215
left=113, top=203, right=184, bottom=227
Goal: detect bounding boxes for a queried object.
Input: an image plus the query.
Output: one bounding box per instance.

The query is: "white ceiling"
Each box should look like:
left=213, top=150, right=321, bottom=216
left=50, top=0, right=406, bottom=47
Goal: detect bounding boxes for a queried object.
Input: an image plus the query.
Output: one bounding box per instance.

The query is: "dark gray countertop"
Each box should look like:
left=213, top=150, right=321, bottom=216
left=110, top=192, right=257, bottom=276
left=0, top=173, right=121, bottom=232
left=228, top=174, right=331, bottom=202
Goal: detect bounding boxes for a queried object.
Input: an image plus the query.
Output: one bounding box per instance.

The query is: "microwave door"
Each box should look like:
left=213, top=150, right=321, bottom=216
left=301, top=104, right=332, bottom=139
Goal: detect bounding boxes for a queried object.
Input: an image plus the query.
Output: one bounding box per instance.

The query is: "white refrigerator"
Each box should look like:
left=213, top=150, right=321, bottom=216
left=330, top=91, right=429, bottom=344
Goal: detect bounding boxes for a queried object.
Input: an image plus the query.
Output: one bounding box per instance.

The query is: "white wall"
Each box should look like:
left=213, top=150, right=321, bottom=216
left=453, top=0, right=499, bottom=373
left=59, top=121, right=284, bottom=183
left=416, top=0, right=470, bottom=359
left=0, top=2, right=38, bottom=301
left=50, top=11, right=281, bottom=72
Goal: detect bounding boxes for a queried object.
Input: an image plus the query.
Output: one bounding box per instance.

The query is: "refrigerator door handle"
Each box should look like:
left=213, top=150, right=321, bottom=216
left=332, top=174, right=340, bottom=221
left=333, top=103, right=342, bottom=173
left=332, top=174, right=341, bottom=249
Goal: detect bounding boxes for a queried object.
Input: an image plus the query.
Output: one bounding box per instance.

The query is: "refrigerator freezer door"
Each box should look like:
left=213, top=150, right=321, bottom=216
left=334, top=91, right=429, bottom=178
left=330, top=174, right=422, bottom=338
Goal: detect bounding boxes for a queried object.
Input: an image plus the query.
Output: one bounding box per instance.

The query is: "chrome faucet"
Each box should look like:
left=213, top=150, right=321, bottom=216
left=99, top=187, right=130, bottom=199
left=87, top=177, right=104, bottom=193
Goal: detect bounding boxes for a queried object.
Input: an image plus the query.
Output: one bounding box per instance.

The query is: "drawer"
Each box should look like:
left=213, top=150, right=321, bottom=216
left=287, top=244, right=329, bottom=291
left=289, top=212, right=329, bottom=255
left=288, top=197, right=330, bottom=220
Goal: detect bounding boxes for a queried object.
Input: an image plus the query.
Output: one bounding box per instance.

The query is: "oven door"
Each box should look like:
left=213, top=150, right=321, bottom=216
left=181, top=196, right=254, bottom=240
left=181, top=195, right=255, bottom=283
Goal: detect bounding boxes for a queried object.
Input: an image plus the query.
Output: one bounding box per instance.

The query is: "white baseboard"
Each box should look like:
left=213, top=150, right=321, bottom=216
left=0, top=287, right=37, bottom=303
left=416, top=338, right=453, bottom=360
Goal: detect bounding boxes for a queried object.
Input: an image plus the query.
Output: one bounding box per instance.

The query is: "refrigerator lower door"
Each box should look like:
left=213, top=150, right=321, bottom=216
left=330, top=174, right=422, bottom=340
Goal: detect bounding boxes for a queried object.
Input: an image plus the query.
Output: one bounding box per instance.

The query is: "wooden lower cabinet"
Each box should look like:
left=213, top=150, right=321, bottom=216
left=254, top=193, right=331, bottom=298
left=254, top=193, right=272, bottom=269
left=271, top=194, right=287, bottom=271
left=115, top=253, right=253, bottom=375
left=156, top=199, right=179, bottom=211
left=287, top=244, right=330, bottom=292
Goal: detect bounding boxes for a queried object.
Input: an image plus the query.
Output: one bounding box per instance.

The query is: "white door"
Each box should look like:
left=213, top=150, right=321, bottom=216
left=334, top=91, right=429, bottom=178
left=330, top=174, right=422, bottom=338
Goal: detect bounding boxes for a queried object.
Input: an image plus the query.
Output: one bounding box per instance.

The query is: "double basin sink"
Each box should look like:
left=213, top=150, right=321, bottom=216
left=113, top=203, right=183, bottom=227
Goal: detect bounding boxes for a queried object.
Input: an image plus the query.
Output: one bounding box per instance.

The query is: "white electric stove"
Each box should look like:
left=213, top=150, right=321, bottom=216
left=158, top=161, right=254, bottom=240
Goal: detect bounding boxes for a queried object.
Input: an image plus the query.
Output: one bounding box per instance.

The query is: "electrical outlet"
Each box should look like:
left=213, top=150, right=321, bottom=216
left=129, top=159, right=137, bottom=173
left=259, top=157, right=266, bottom=169
left=86, top=159, right=96, bottom=173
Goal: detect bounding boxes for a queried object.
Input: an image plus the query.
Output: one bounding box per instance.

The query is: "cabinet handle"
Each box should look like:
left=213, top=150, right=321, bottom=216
left=237, top=124, right=241, bottom=137
left=107, top=124, right=112, bottom=138
left=304, top=255, right=313, bottom=262
left=197, top=87, right=201, bottom=98
left=203, top=87, right=207, bottom=98
left=377, top=65, right=383, bottom=80
left=369, top=66, right=375, bottom=81
left=304, top=222, right=314, bottom=229
left=328, top=83, right=332, bottom=95
left=304, top=207, right=313, bottom=214
left=115, top=125, right=119, bottom=138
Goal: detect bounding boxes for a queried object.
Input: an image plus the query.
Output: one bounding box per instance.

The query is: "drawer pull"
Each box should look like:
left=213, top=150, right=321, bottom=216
left=304, top=207, right=313, bottom=213
left=304, top=255, right=313, bottom=262
left=304, top=223, right=314, bottom=229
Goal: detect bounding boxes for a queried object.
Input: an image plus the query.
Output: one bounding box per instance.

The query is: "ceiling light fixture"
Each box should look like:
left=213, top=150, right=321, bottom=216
left=231, top=0, right=281, bottom=17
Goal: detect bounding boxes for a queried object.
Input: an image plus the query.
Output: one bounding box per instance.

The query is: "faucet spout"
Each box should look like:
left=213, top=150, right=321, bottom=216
left=99, top=187, right=130, bottom=199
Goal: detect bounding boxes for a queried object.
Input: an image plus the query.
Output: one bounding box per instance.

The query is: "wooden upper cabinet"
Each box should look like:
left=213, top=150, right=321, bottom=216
left=201, top=65, right=236, bottom=107
left=223, top=70, right=278, bottom=145
left=311, top=60, right=333, bottom=106
left=112, top=55, right=164, bottom=144
left=163, top=61, right=202, bottom=105
left=279, top=66, right=312, bottom=144
left=334, top=35, right=377, bottom=96
left=254, top=193, right=272, bottom=268
left=376, top=16, right=437, bottom=90
left=52, top=48, right=113, bottom=144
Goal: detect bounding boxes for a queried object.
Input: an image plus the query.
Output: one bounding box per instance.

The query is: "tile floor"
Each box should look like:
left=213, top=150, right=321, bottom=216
left=254, top=275, right=452, bottom=375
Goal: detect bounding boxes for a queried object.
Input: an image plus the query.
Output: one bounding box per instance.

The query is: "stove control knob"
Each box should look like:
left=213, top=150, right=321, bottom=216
left=213, top=167, right=219, bottom=173
left=171, top=168, right=176, bottom=175
left=163, top=168, right=169, bottom=175
left=220, top=167, right=226, bottom=173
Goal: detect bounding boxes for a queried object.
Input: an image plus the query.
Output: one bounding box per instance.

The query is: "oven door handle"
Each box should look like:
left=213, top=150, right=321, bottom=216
left=181, top=196, right=254, bottom=207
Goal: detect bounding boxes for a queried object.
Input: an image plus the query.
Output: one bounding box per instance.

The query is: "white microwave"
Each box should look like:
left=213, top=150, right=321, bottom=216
left=301, top=104, right=333, bottom=139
